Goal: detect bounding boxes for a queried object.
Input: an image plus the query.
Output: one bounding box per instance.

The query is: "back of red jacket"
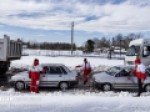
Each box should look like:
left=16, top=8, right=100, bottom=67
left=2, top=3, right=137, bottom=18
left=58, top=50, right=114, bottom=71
left=136, top=63, right=146, bottom=80
left=82, top=62, right=92, bottom=76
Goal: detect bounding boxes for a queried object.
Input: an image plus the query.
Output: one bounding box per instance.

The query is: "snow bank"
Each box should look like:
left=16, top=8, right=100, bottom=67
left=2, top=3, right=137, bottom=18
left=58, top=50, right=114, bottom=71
left=11, top=56, right=123, bottom=70
left=1, top=89, right=150, bottom=112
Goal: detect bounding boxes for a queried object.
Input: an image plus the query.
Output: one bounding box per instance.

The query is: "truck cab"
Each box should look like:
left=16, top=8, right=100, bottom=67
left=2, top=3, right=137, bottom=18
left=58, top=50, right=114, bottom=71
left=125, top=38, right=150, bottom=66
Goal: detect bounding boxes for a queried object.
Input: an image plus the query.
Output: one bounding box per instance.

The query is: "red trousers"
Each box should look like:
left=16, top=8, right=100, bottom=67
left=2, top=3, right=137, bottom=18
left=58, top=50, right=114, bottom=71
left=30, top=79, right=39, bottom=93
left=83, top=69, right=91, bottom=81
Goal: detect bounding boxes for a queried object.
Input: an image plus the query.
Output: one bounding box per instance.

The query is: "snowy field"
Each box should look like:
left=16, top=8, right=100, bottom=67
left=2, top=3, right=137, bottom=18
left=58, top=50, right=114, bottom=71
left=1, top=89, right=150, bottom=112
left=22, top=49, right=125, bottom=59
left=1, top=54, right=150, bottom=112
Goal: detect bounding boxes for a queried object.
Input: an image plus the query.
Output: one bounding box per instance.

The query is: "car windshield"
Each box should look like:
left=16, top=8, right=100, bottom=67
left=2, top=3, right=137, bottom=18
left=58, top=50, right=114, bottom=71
left=146, top=68, right=150, bottom=77
left=118, top=67, right=133, bottom=77
left=106, top=67, right=121, bottom=76
left=126, top=45, right=140, bottom=56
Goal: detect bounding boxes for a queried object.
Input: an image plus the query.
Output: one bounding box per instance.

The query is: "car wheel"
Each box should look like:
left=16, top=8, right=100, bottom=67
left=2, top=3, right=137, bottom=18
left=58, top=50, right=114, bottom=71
left=102, top=83, right=112, bottom=91
left=15, top=81, right=25, bottom=91
left=59, top=82, right=68, bottom=90
left=144, top=84, right=150, bottom=92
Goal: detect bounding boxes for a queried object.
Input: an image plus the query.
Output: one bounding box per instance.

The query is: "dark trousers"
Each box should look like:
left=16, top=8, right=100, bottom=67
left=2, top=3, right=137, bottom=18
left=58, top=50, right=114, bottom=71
left=137, top=79, right=143, bottom=96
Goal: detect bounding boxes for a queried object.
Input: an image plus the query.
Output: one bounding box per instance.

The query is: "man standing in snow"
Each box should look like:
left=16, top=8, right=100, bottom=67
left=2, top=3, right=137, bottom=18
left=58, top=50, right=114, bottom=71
left=134, top=58, right=146, bottom=96
left=29, top=59, right=42, bottom=93
left=76, top=58, right=92, bottom=85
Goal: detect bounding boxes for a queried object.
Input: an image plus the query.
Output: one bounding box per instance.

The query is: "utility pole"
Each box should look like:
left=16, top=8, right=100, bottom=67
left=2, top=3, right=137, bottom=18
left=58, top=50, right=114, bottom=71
left=120, top=39, right=121, bottom=59
left=71, top=21, right=74, bottom=55
left=109, top=39, right=112, bottom=59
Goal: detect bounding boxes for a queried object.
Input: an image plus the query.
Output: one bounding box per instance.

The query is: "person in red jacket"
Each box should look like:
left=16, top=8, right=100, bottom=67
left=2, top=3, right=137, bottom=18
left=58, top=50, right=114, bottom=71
left=134, top=57, right=146, bottom=96
left=76, top=58, right=92, bottom=85
left=29, top=59, right=42, bottom=93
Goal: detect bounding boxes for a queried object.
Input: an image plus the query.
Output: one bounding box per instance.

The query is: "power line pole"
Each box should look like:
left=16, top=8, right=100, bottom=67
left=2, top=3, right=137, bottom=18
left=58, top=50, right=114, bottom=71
left=120, top=39, right=121, bottom=59
left=71, top=21, right=74, bottom=55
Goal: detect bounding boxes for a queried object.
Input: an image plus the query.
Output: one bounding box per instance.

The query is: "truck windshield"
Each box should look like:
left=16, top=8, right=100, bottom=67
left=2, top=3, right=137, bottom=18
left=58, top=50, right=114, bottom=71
left=126, top=45, right=140, bottom=56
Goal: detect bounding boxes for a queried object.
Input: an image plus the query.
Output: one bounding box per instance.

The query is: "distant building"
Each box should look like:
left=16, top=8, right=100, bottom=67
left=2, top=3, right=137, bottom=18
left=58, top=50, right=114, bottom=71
left=22, top=45, right=27, bottom=49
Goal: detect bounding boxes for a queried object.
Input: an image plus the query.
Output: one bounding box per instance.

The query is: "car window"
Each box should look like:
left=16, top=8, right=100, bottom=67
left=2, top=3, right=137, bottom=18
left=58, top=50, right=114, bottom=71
left=117, top=67, right=134, bottom=77
left=119, top=69, right=130, bottom=77
left=42, top=66, right=49, bottom=73
left=146, top=68, right=150, bottom=77
left=60, top=66, right=67, bottom=74
left=49, top=66, right=63, bottom=74
left=106, top=67, right=121, bottom=76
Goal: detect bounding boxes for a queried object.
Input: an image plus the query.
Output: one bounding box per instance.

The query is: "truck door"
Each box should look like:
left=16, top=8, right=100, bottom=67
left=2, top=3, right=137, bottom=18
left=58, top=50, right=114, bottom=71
left=142, top=46, right=150, bottom=66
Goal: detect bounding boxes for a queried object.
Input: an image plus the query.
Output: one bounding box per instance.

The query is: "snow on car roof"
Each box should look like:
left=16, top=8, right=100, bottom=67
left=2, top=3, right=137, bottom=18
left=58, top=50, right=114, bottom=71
left=113, top=65, right=134, bottom=69
left=40, top=63, right=65, bottom=66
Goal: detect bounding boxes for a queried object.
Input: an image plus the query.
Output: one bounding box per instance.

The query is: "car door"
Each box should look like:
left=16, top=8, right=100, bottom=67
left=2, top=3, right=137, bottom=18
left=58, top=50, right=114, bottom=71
left=59, top=66, right=69, bottom=80
left=40, top=66, right=49, bottom=87
left=114, top=68, right=138, bottom=89
left=41, top=66, right=64, bottom=87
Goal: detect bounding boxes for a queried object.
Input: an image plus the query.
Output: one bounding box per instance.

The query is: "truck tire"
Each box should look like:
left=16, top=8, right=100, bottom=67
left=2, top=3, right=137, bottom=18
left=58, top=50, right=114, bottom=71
left=0, top=68, right=8, bottom=75
left=0, top=61, right=10, bottom=75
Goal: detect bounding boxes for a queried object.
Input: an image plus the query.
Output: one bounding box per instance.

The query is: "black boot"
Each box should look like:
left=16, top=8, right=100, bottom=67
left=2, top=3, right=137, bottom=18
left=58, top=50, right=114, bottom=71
left=83, top=80, right=87, bottom=85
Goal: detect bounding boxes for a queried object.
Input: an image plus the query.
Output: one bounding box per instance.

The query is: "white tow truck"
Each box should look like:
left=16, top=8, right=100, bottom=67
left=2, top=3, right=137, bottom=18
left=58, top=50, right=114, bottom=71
left=0, top=35, right=22, bottom=75
left=125, top=38, right=150, bottom=66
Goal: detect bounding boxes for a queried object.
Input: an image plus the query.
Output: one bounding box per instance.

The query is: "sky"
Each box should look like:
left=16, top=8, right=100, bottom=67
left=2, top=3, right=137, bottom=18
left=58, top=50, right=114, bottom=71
left=0, top=0, right=150, bottom=46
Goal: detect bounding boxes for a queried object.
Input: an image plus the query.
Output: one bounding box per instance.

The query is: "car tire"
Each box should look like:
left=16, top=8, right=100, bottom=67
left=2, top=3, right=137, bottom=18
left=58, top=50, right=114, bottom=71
left=15, top=81, right=25, bottom=91
left=144, top=84, right=150, bottom=92
left=102, top=83, right=112, bottom=91
left=59, top=82, right=69, bottom=90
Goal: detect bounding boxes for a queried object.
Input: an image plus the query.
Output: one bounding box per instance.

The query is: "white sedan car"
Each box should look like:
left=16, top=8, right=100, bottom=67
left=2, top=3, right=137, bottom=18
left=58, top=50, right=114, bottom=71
left=9, top=64, right=78, bottom=91
left=93, top=66, right=150, bottom=92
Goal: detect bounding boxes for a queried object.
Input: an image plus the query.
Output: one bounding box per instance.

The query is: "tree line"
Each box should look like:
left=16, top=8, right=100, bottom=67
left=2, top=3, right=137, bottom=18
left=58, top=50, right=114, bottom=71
left=20, top=33, right=142, bottom=51
left=23, top=41, right=76, bottom=50
left=84, top=33, right=142, bottom=52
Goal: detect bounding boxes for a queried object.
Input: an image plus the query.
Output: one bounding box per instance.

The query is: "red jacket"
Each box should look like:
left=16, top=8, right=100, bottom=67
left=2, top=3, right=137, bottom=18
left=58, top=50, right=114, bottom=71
left=134, top=64, right=146, bottom=80
left=136, top=72, right=146, bottom=80
left=76, top=62, right=92, bottom=76
left=29, top=71, right=40, bottom=80
left=29, top=65, right=42, bottom=80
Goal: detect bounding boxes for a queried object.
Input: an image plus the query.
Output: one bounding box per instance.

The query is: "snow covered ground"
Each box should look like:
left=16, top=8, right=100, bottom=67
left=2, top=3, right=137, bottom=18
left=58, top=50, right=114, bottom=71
left=1, top=89, right=150, bottom=112
left=22, top=49, right=125, bottom=59
left=1, top=55, right=150, bottom=112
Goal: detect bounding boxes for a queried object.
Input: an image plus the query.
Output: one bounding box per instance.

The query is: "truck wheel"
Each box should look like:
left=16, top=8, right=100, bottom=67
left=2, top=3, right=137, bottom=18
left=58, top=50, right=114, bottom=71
left=144, top=84, right=150, bottom=92
left=0, top=68, right=8, bottom=75
left=15, top=81, right=25, bottom=91
left=102, top=83, right=112, bottom=91
left=59, top=82, right=68, bottom=90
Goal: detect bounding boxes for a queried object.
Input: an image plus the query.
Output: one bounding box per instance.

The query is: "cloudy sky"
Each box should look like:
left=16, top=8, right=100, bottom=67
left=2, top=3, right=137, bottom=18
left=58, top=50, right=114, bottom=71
left=0, top=0, right=150, bottom=45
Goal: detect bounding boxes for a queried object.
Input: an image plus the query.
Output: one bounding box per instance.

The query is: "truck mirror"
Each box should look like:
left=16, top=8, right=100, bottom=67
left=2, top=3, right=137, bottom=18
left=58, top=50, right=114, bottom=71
left=144, top=51, right=148, bottom=56
left=143, top=50, right=149, bottom=57
left=143, top=47, right=150, bottom=57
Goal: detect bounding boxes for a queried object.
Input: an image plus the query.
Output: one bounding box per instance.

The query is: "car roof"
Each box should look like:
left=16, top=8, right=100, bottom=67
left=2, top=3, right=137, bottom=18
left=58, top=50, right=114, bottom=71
left=113, top=65, right=134, bottom=69
left=40, top=63, right=65, bottom=67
